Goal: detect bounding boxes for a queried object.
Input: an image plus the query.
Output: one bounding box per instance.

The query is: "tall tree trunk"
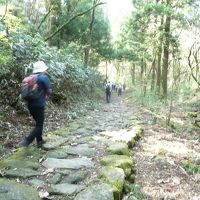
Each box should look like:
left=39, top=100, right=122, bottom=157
left=1, top=0, right=8, bottom=20
left=151, top=57, right=156, bottom=91
left=84, top=0, right=96, bottom=67
left=106, top=60, right=108, bottom=80
left=47, top=0, right=61, bottom=47
left=143, top=61, right=147, bottom=97
left=131, top=63, right=136, bottom=85
left=140, top=58, right=144, bottom=81
left=156, top=15, right=164, bottom=94
left=161, top=0, right=171, bottom=98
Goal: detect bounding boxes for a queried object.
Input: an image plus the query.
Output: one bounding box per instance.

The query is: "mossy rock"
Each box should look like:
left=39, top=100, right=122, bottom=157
left=100, top=155, right=133, bottom=177
left=99, top=166, right=125, bottom=193
left=0, top=178, right=40, bottom=200
left=0, top=148, right=41, bottom=170
left=107, top=142, right=129, bottom=156
left=50, top=127, right=71, bottom=137
left=128, top=127, right=143, bottom=148
left=43, top=135, right=69, bottom=150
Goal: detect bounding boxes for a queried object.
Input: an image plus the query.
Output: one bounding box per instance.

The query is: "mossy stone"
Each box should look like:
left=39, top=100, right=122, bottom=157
left=99, top=166, right=125, bottom=193
left=0, top=148, right=40, bottom=170
left=107, top=142, right=129, bottom=156
left=100, top=155, right=133, bottom=177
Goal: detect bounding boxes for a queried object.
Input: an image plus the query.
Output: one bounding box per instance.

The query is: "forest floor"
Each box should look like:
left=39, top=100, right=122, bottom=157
left=131, top=99, right=200, bottom=199
left=0, top=91, right=200, bottom=200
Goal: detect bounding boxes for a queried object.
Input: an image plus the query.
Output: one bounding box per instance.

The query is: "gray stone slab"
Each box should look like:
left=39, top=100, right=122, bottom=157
left=46, top=145, right=70, bottom=158
left=28, top=179, right=46, bottom=188
left=100, top=126, right=142, bottom=146
left=0, top=178, right=40, bottom=200
left=49, top=182, right=84, bottom=195
left=4, top=168, right=40, bottom=178
left=67, top=144, right=96, bottom=157
left=43, top=135, right=68, bottom=150
left=42, top=157, right=94, bottom=170
left=74, top=183, right=114, bottom=200
left=46, top=173, right=62, bottom=184
left=46, top=144, right=96, bottom=158
left=65, top=171, right=90, bottom=183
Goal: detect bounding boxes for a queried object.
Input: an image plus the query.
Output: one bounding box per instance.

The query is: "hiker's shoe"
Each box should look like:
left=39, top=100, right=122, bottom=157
left=37, top=140, right=46, bottom=148
left=17, top=139, right=29, bottom=147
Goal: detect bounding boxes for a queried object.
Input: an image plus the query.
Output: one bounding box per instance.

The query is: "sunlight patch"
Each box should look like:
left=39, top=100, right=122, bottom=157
left=99, top=126, right=141, bottom=143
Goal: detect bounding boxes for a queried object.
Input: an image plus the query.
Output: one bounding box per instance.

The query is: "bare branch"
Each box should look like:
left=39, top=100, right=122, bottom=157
left=45, top=2, right=105, bottom=42
left=188, top=44, right=200, bottom=86
left=194, top=46, right=200, bottom=69
left=37, top=5, right=52, bottom=31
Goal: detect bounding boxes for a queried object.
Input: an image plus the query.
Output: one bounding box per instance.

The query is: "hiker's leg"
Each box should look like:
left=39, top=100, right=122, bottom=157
left=106, top=93, right=109, bottom=103
left=108, top=93, right=111, bottom=103
left=26, top=106, right=44, bottom=144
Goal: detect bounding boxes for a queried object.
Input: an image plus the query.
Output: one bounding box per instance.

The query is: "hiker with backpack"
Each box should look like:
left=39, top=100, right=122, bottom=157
left=118, top=84, right=123, bottom=96
left=18, top=61, right=52, bottom=148
left=105, top=81, right=111, bottom=103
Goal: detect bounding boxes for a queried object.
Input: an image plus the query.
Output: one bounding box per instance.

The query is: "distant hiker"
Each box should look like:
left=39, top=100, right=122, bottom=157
left=115, top=84, right=118, bottom=92
left=118, top=84, right=122, bottom=96
left=18, top=61, right=52, bottom=148
left=111, top=83, right=116, bottom=92
left=123, top=83, right=126, bottom=92
left=105, top=81, right=111, bottom=103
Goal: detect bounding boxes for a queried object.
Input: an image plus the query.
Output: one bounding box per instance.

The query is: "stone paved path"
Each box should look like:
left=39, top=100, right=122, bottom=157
left=0, top=93, right=142, bottom=200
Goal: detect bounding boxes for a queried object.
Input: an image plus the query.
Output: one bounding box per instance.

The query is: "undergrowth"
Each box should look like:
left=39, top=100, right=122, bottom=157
left=181, top=159, right=200, bottom=175
left=129, top=184, right=145, bottom=200
left=130, top=84, right=200, bottom=140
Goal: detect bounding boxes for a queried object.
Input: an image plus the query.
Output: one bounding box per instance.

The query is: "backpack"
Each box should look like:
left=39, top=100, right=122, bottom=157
left=21, top=74, right=41, bottom=100
left=106, top=84, right=111, bottom=93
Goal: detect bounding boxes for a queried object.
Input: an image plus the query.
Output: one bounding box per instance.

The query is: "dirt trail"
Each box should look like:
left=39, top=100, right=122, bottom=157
left=134, top=106, right=200, bottom=200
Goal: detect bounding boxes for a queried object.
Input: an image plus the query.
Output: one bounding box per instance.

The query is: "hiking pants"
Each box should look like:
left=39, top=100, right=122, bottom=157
left=106, top=92, right=111, bottom=103
left=26, top=105, right=45, bottom=144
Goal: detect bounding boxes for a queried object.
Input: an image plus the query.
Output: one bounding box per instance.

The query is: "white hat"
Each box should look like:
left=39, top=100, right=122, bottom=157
left=33, top=61, right=48, bottom=73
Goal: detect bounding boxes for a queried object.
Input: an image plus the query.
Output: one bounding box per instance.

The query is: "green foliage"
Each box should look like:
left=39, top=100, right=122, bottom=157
left=0, top=22, right=12, bottom=76
left=0, top=25, right=104, bottom=106
left=58, top=0, right=112, bottom=62
left=132, top=85, right=164, bottom=111
left=33, top=45, right=104, bottom=103
left=187, top=112, right=198, bottom=118
left=181, top=159, right=200, bottom=175
left=0, top=0, right=106, bottom=107
left=127, top=184, right=145, bottom=200
left=12, top=33, right=45, bottom=61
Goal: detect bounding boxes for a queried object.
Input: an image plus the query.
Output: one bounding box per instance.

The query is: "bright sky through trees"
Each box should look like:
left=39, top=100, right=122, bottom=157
left=103, top=0, right=133, bottom=39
